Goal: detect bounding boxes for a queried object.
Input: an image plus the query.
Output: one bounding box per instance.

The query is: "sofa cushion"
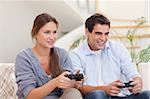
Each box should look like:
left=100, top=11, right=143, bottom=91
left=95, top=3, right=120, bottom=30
left=0, top=63, right=18, bottom=99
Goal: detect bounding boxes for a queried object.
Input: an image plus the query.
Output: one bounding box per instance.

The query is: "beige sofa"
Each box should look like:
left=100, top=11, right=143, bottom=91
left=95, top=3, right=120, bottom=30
left=0, top=63, right=18, bottom=99
left=0, top=63, right=149, bottom=99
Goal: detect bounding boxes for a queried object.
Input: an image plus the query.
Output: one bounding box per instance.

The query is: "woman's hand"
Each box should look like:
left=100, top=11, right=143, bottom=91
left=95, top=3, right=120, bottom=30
left=73, top=70, right=84, bottom=89
left=54, top=71, right=74, bottom=89
left=73, top=79, right=84, bottom=89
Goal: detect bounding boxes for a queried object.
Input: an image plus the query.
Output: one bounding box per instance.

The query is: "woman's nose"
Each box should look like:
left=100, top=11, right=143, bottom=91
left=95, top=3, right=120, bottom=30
left=47, top=33, right=55, bottom=40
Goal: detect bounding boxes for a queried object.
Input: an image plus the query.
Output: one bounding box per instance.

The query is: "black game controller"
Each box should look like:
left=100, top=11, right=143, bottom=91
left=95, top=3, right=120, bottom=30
left=65, top=73, right=84, bottom=81
left=117, top=81, right=134, bottom=88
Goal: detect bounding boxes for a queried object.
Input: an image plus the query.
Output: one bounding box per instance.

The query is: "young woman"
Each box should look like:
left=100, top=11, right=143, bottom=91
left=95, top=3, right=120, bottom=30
left=15, top=13, right=83, bottom=99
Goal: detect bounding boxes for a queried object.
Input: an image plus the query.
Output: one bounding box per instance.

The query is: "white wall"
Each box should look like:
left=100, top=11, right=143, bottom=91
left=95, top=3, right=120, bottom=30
left=0, top=0, right=82, bottom=63
left=0, top=1, right=33, bottom=63
left=55, top=25, right=85, bottom=50
left=98, top=0, right=150, bottom=51
left=99, top=0, right=148, bottom=20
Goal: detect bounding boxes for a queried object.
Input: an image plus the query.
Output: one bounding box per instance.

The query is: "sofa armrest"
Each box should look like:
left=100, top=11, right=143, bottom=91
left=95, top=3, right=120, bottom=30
left=0, top=63, right=18, bottom=99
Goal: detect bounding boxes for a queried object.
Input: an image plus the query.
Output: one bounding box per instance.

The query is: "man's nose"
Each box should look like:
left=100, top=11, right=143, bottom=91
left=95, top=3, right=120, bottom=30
left=100, top=34, right=106, bottom=41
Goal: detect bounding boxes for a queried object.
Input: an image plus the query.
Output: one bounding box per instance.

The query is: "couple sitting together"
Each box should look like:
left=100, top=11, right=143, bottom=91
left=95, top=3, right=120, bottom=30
left=15, top=13, right=150, bottom=99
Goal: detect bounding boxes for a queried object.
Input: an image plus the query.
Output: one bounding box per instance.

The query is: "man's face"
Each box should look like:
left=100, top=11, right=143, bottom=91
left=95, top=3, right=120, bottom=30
left=86, top=24, right=109, bottom=51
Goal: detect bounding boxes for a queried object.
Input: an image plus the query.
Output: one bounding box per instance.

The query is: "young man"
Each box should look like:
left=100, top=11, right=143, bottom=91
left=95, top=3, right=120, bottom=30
left=69, top=13, right=150, bottom=99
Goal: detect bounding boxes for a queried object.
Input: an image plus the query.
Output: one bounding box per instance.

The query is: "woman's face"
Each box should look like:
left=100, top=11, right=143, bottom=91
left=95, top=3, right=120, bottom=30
left=35, top=22, right=58, bottom=48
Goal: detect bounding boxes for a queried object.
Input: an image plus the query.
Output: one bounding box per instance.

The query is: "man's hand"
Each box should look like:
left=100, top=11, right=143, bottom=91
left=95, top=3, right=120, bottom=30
left=129, top=77, right=142, bottom=94
left=104, top=80, right=124, bottom=96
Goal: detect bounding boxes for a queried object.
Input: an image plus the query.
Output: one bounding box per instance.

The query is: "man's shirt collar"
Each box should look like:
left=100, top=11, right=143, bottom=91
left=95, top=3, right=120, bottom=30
left=83, top=39, right=110, bottom=56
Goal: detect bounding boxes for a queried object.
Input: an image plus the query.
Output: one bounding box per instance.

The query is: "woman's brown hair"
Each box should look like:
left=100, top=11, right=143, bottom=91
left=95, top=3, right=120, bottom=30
left=31, top=13, right=62, bottom=77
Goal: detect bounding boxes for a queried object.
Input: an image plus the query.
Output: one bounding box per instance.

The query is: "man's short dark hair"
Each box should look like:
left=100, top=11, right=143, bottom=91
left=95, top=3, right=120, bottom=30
left=85, top=13, right=110, bottom=33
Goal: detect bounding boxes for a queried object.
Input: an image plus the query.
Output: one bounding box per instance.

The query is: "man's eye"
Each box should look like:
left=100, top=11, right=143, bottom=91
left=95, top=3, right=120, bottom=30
left=95, top=32, right=102, bottom=35
left=105, top=32, right=109, bottom=35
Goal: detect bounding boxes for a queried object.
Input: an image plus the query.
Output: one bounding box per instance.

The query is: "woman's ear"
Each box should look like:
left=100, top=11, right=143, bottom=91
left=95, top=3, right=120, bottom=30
left=34, top=33, right=38, bottom=40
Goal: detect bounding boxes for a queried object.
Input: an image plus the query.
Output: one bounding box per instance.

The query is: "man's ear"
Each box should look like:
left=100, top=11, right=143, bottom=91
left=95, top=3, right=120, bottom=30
left=85, top=28, right=90, bottom=37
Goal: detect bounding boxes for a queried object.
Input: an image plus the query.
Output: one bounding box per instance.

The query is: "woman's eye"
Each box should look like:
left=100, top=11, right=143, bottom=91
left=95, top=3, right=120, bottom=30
left=53, top=31, right=57, bottom=34
left=44, top=31, right=50, bottom=34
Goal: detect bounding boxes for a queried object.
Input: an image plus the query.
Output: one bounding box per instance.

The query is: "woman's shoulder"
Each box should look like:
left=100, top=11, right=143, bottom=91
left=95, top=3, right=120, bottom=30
left=15, top=48, right=34, bottom=69
left=16, top=48, right=33, bottom=59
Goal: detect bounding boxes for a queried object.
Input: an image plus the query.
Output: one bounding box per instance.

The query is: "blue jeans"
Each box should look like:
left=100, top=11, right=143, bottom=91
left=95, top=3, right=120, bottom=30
left=111, top=90, right=150, bottom=99
left=84, top=90, right=108, bottom=99
left=84, top=90, right=150, bottom=99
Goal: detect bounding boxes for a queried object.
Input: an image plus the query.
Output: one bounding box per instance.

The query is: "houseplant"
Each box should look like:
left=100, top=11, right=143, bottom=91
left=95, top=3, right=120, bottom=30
left=126, top=17, right=150, bottom=67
